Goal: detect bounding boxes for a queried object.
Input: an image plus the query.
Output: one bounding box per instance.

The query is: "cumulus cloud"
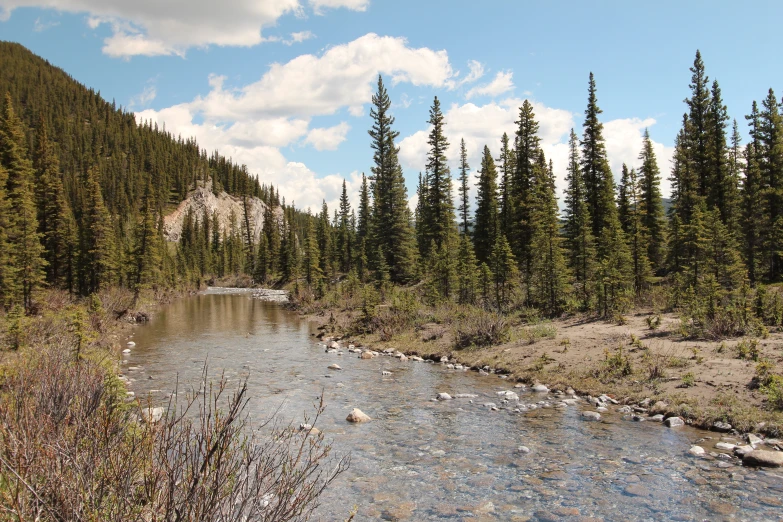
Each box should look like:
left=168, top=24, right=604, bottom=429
left=0, top=0, right=366, bottom=57
left=465, top=71, right=514, bottom=99
left=134, top=33, right=457, bottom=210
left=309, top=0, right=369, bottom=15
left=284, top=30, right=314, bottom=45
left=305, top=122, right=350, bottom=151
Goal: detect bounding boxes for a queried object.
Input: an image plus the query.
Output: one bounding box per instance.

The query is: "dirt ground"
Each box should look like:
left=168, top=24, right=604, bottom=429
left=312, top=308, right=783, bottom=436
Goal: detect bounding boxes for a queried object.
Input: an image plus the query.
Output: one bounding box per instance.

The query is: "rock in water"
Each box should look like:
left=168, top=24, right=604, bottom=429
left=664, top=416, right=685, bottom=428
left=437, top=393, right=453, bottom=400
left=743, top=450, right=783, bottom=468
left=382, top=370, right=392, bottom=376
left=126, top=341, right=136, bottom=347
left=328, top=364, right=342, bottom=370
left=689, top=446, right=706, bottom=456
left=122, top=348, right=131, bottom=354
left=360, top=352, right=373, bottom=359
left=141, top=406, right=165, bottom=424
left=581, top=411, right=601, bottom=421
left=346, top=408, right=372, bottom=423
left=532, top=384, right=549, bottom=393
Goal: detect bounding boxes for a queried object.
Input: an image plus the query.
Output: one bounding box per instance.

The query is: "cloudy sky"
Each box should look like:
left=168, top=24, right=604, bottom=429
left=2, top=1, right=783, bottom=213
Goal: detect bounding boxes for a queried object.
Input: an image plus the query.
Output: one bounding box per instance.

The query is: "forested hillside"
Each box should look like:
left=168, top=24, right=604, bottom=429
left=0, top=42, right=302, bottom=305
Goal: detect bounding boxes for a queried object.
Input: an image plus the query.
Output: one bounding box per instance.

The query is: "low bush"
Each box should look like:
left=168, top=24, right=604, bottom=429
left=454, top=311, right=510, bottom=349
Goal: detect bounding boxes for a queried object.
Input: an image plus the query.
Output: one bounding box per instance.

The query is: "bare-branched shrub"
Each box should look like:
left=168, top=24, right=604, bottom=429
left=454, top=311, right=509, bottom=349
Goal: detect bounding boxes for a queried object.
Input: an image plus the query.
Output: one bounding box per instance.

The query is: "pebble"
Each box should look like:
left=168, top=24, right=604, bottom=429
left=122, top=348, right=131, bottom=354
left=126, top=341, right=135, bottom=347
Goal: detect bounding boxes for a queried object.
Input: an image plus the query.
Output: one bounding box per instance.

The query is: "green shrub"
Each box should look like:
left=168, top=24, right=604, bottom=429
left=762, top=375, right=783, bottom=410
left=681, top=372, right=695, bottom=388
left=454, top=311, right=510, bottom=349
left=600, top=345, right=633, bottom=378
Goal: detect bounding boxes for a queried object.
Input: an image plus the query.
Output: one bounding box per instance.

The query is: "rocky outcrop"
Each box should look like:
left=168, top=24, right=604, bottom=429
left=163, top=180, right=279, bottom=242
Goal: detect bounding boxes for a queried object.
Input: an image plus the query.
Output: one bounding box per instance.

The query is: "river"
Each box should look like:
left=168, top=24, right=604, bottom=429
left=124, top=289, right=783, bottom=521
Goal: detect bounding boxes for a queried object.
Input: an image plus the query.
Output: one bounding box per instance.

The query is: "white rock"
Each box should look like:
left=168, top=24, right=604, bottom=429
left=454, top=393, right=478, bottom=399
left=689, top=445, right=706, bottom=456
left=437, top=393, right=453, bottom=400
left=517, top=446, right=531, bottom=454
left=399, top=355, right=408, bottom=362
left=581, top=411, right=602, bottom=421
left=440, top=356, right=449, bottom=363
left=664, top=416, right=685, bottom=428
left=747, top=434, right=763, bottom=446
left=328, top=364, right=342, bottom=370
left=446, top=364, right=455, bottom=369
left=329, top=341, right=340, bottom=349
left=532, top=384, right=549, bottom=393
left=346, top=408, right=372, bottom=423
left=596, top=407, right=609, bottom=413
left=122, top=348, right=131, bottom=354
left=126, top=341, right=136, bottom=347
left=716, top=442, right=736, bottom=451
left=141, top=406, right=165, bottom=424
left=382, top=370, right=392, bottom=376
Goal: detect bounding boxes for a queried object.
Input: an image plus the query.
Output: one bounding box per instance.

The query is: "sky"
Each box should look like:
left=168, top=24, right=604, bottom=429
left=2, top=0, right=783, bottom=213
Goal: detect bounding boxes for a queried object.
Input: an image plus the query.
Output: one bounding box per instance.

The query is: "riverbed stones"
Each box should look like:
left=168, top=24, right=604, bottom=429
left=438, top=393, right=453, bottom=400
left=360, top=351, right=373, bottom=359
left=742, top=450, right=783, bottom=467
left=454, top=393, right=478, bottom=399
left=664, top=416, right=685, bottom=428
left=531, top=384, right=549, bottom=393
left=382, top=370, right=392, bottom=376
left=716, top=442, right=736, bottom=451
left=689, top=445, right=706, bottom=456
left=346, top=408, right=371, bottom=423
left=713, top=421, right=732, bottom=432
left=747, top=433, right=763, bottom=446
left=328, top=364, right=342, bottom=370
left=649, top=414, right=664, bottom=422
left=581, top=411, right=601, bottom=421
left=127, top=341, right=136, bottom=347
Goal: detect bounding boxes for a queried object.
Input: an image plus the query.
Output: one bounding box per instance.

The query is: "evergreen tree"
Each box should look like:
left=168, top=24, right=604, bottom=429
left=497, top=132, right=516, bottom=241
left=304, top=213, right=322, bottom=287
left=758, top=88, right=783, bottom=281
left=337, top=179, right=353, bottom=273
left=563, top=128, right=596, bottom=310
left=743, top=103, right=765, bottom=284
left=456, top=235, right=478, bottom=305
left=1, top=93, right=45, bottom=310
left=706, top=80, right=733, bottom=224
left=80, top=166, right=117, bottom=294
left=617, top=163, right=632, bottom=234
left=131, top=180, right=162, bottom=296
left=512, top=100, right=541, bottom=281
left=726, top=119, right=744, bottom=239
left=638, top=128, right=667, bottom=272
left=624, top=167, right=652, bottom=293
left=473, top=145, right=499, bottom=264
left=489, top=233, right=517, bottom=311
left=316, top=200, right=334, bottom=279
left=423, top=96, right=457, bottom=251
left=367, top=75, right=418, bottom=283
left=457, top=138, right=471, bottom=236
left=580, top=73, right=612, bottom=237
left=685, top=50, right=711, bottom=198
left=254, top=232, right=268, bottom=283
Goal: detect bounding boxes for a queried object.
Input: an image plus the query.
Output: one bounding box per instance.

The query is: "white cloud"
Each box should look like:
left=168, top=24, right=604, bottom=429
left=1, top=0, right=359, bottom=57
left=285, top=30, right=314, bottom=45
left=465, top=71, right=514, bottom=99
left=33, top=16, right=59, bottom=31
left=309, top=0, right=369, bottom=15
left=128, top=83, right=156, bottom=108
left=305, top=121, right=350, bottom=151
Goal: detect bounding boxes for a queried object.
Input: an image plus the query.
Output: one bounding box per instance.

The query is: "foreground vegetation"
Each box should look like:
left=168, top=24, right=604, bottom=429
left=0, top=289, right=348, bottom=521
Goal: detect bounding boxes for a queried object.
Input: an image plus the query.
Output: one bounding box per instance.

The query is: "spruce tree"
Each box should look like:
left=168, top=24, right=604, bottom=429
left=685, top=50, right=711, bottom=198
left=497, top=132, right=516, bottom=241
left=563, top=128, right=596, bottom=310
left=743, top=103, right=765, bottom=284
left=580, top=73, right=612, bottom=237
left=337, top=179, right=353, bottom=273
left=617, top=163, right=632, bottom=235
left=512, top=100, right=541, bottom=281
left=423, top=96, right=457, bottom=251
left=473, top=145, right=499, bottom=264
left=255, top=232, right=268, bottom=283
left=131, top=180, right=162, bottom=296
left=304, top=213, right=322, bottom=287
left=706, top=80, right=733, bottom=224
left=638, top=128, right=667, bottom=272
left=80, top=166, right=117, bottom=294
left=624, top=167, right=652, bottom=293
left=489, top=233, right=517, bottom=311
left=456, top=235, right=478, bottom=305
left=457, top=138, right=471, bottom=236
left=758, top=88, right=783, bottom=281
left=367, top=75, right=417, bottom=283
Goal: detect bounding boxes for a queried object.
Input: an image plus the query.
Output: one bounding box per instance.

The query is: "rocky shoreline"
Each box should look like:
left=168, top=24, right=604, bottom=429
left=317, top=331, right=783, bottom=469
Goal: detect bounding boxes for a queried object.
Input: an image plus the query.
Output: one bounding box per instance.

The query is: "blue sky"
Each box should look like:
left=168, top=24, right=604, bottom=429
left=2, top=1, right=783, bottom=211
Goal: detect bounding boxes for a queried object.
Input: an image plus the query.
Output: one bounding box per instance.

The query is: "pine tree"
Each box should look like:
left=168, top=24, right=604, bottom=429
left=304, top=213, right=322, bottom=287
left=254, top=232, right=268, bottom=283
left=638, top=128, right=667, bottom=272
left=456, top=235, right=478, bottom=305
left=758, top=88, right=783, bottom=281
left=617, top=163, right=632, bottom=234
left=423, top=96, right=457, bottom=251
left=528, top=154, right=569, bottom=314
left=473, top=145, right=499, bottom=264
left=0, top=163, right=12, bottom=307
left=726, top=119, right=744, bottom=240
left=337, top=179, right=353, bottom=273
left=706, top=80, right=733, bottom=223
left=489, top=233, right=517, bottom=311
left=316, top=200, right=333, bottom=279
left=563, top=128, right=596, bottom=310
left=580, top=73, right=612, bottom=237
left=80, top=166, right=117, bottom=294
left=743, top=103, right=765, bottom=284
left=367, top=75, right=418, bottom=283
left=1, top=93, right=45, bottom=310
left=623, top=167, right=652, bottom=293
left=131, top=180, right=162, bottom=296
left=685, top=50, right=711, bottom=199
left=457, top=138, right=471, bottom=236
left=512, top=100, right=541, bottom=280
left=497, top=132, right=516, bottom=241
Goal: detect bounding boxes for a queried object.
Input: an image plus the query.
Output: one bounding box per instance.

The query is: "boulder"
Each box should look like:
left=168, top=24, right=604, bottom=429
left=743, top=450, right=783, bottom=468
left=581, top=411, right=602, bottom=421
left=747, top=433, right=763, bottom=446
left=689, top=446, right=706, bottom=456
left=532, top=384, right=549, bottom=393
left=437, top=393, right=453, bottom=400
left=712, top=421, right=732, bottom=432
left=328, top=364, right=342, bottom=370
left=664, top=416, right=685, bottom=428
left=360, top=352, right=373, bottom=359
left=346, top=408, right=372, bottom=423
left=734, top=445, right=754, bottom=457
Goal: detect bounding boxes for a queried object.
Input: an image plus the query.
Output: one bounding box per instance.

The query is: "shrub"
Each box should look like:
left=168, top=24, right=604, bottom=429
left=646, top=314, right=662, bottom=330
left=736, top=338, right=760, bottom=361
left=522, top=323, right=557, bottom=345
left=681, top=372, right=695, bottom=388
left=599, top=345, right=633, bottom=378
left=454, top=311, right=510, bottom=349
left=762, top=375, right=783, bottom=410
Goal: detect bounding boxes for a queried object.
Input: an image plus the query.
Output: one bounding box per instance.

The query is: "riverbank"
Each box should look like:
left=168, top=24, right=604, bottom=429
left=301, top=302, right=783, bottom=439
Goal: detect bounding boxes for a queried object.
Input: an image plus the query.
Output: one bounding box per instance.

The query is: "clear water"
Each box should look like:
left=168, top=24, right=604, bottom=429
left=125, top=291, right=783, bottom=521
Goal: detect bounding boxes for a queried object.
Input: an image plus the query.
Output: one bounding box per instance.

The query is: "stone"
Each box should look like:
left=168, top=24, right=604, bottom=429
left=399, top=355, right=408, bottom=362
left=734, top=445, right=754, bottom=457
left=126, top=341, right=136, bottom=347
left=122, top=348, right=131, bottom=354
left=531, top=384, right=549, bottom=393
left=596, top=407, right=608, bottom=413
left=689, top=445, right=706, bottom=456
left=623, top=484, right=650, bottom=497
left=716, top=442, right=736, bottom=451
left=360, top=351, right=373, bottom=359
left=382, top=370, right=392, bottom=376
left=649, top=414, right=664, bottom=422
left=706, top=501, right=736, bottom=516
left=581, top=411, right=601, bottom=421
left=664, top=416, right=684, bottom=428
left=497, top=391, right=519, bottom=401
left=141, top=406, right=165, bottom=423
left=712, top=421, right=732, bottom=432
left=454, top=393, right=478, bottom=399
left=437, top=393, right=453, bottom=400
left=618, top=405, right=632, bottom=414
left=747, top=433, right=763, bottom=446
left=743, top=450, right=783, bottom=467
left=328, top=364, right=342, bottom=370
left=482, top=403, right=497, bottom=409
left=652, top=400, right=668, bottom=411
left=517, top=446, right=531, bottom=454
left=440, top=356, right=449, bottom=363
left=566, top=387, right=576, bottom=395
left=328, top=341, right=339, bottom=349
left=346, top=408, right=372, bottom=423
